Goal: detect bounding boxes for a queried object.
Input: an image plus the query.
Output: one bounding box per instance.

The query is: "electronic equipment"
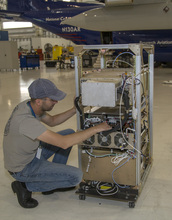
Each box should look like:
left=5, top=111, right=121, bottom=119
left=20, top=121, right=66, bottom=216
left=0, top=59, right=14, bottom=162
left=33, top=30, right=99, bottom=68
left=74, top=44, right=154, bottom=208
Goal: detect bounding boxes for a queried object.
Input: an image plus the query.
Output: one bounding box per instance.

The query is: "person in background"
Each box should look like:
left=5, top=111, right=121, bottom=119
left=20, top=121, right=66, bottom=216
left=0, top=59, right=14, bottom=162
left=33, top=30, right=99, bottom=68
left=3, top=78, right=111, bottom=208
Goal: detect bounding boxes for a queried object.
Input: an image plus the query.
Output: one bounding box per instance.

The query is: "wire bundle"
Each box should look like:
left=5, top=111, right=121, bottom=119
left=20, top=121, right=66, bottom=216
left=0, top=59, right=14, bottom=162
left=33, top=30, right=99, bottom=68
left=96, top=182, right=118, bottom=196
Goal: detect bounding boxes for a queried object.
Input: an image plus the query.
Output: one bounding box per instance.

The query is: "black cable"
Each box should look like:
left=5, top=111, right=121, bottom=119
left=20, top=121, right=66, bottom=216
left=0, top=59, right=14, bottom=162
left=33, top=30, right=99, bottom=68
left=74, top=96, right=84, bottom=129
left=135, top=78, right=145, bottom=97
left=126, top=77, right=145, bottom=97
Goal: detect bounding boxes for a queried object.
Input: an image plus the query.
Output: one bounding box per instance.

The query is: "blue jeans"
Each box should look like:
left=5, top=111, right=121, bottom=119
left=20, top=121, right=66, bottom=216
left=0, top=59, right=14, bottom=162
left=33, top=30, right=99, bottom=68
left=11, top=129, right=83, bottom=192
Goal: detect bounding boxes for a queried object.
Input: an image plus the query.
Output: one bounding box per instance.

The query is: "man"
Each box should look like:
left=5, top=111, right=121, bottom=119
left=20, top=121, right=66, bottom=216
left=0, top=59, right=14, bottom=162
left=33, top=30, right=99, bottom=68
left=3, top=78, right=111, bottom=208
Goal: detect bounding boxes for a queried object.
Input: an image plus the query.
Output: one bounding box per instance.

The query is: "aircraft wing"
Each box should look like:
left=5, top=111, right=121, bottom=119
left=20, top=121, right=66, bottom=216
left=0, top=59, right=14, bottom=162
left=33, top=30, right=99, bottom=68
left=105, top=0, right=167, bottom=6
left=0, top=10, right=24, bottom=21
left=62, top=0, right=172, bottom=32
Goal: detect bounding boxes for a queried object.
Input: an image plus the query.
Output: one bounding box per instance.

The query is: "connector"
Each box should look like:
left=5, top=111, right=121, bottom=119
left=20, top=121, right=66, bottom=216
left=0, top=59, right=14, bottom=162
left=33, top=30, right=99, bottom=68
left=132, top=107, right=138, bottom=120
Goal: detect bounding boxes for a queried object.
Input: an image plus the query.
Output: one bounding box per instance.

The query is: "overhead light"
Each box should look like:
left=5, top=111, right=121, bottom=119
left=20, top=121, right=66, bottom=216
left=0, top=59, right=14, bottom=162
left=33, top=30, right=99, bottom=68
left=3, top=22, right=33, bottom=29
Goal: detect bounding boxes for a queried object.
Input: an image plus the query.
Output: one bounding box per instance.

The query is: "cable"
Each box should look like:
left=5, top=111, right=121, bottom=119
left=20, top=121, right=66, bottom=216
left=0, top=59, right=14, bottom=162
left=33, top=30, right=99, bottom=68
left=111, top=152, right=129, bottom=166
left=135, top=78, right=145, bottom=96
left=96, top=182, right=119, bottom=196
left=101, top=87, right=130, bottom=136
left=85, top=149, right=117, bottom=158
left=111, top=156, right=132, bottom=189
left=112, top=51, right=134, bottom=68
left=74, top=96, right=84, bottom=129
left=119, top=78, right=143, bottom=155
left=113, top=59, right=134, bottom=68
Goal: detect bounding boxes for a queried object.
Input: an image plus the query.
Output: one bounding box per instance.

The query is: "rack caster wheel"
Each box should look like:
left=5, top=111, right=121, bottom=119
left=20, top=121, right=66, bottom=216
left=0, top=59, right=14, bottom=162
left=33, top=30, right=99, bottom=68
left=79, top=194, right=86, bottom=200
left=128, top=201, right=135, bottom=208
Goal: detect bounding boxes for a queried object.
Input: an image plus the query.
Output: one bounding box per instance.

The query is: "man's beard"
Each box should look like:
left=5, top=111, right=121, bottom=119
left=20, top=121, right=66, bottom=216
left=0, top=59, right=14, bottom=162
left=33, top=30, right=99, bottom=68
left=41, top=104, right=55, bottom=112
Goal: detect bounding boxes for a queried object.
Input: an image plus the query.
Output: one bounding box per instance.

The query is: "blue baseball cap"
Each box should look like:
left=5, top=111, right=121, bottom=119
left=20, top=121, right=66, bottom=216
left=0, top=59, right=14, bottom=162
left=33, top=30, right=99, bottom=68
left=28, top=78, right=66, bottom=101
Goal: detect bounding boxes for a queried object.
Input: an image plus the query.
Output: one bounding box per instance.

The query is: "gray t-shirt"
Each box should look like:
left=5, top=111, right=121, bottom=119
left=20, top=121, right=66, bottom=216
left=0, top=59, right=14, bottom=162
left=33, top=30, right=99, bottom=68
left=3, top=100, right=47, bottom=172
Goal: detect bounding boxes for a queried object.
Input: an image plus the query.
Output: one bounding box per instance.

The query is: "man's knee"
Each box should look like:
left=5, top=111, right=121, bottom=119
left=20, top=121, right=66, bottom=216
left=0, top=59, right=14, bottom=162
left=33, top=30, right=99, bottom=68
left=57, top=129, right=75, bottom=136
left=65, top=129, right=75, bottom=134
left=72, top=168, right=83, bottom=186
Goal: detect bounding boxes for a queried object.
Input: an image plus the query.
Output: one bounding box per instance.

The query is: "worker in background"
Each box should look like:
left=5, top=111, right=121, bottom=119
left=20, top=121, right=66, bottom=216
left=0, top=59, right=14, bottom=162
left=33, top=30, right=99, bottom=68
left=30, top=46, right=36, bottom=54
left=3, top=78, right=111, bottom=208
left=59, top=49, right=67, bottom=69
left=18, top=46, right=23, bottom=58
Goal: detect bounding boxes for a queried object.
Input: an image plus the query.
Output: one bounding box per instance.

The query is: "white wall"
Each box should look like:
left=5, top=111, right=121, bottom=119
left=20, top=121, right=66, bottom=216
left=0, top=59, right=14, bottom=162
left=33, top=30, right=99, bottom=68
left=32, top=37, right=75, bottom=52
left=17, top=39, right=32, bottom=51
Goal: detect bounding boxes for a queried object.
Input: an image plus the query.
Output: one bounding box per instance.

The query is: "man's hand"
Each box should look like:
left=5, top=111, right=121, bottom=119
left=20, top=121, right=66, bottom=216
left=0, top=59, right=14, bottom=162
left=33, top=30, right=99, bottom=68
left=94, top=122, right=112, bottom=133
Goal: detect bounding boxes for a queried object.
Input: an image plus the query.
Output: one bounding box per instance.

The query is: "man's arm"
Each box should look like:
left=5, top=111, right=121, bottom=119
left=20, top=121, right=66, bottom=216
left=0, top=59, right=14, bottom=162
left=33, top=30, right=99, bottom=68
left=41, top=106, right=76, bottom=127
left=37, top=122, right=111, bottom=149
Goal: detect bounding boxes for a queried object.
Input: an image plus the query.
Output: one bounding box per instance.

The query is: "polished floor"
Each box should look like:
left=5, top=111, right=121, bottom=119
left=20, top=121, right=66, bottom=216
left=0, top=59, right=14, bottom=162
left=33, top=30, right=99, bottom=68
left=0, top=62, right=172, bottom=220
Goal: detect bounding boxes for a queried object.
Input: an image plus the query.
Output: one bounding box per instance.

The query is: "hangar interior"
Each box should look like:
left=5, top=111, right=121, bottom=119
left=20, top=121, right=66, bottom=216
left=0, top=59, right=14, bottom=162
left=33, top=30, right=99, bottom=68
left=0, top=53, right=172, bottom=219
left=0, top=0, right=172, bottom=219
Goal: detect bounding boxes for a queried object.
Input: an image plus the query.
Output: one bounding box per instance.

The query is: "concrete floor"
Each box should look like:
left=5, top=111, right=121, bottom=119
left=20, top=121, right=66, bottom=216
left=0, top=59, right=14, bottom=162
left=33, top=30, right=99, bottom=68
left=0, top=62, right=172, bottom=219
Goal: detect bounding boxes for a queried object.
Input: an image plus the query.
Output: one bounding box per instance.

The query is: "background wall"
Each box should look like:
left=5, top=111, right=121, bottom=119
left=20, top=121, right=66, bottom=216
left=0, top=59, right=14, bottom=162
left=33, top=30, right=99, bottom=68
left=31, top=37, right=75, bottom=52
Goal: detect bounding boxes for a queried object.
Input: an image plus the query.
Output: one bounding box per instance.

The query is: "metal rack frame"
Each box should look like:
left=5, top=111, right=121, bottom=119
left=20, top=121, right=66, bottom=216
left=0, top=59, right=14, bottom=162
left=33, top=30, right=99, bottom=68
left=74, top=43, right=154, bottom=207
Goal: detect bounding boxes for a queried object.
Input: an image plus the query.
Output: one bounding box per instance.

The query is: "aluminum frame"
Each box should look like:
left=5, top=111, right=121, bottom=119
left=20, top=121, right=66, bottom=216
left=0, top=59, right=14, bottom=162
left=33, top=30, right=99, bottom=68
left=74, top=43, right=154, bottom=187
